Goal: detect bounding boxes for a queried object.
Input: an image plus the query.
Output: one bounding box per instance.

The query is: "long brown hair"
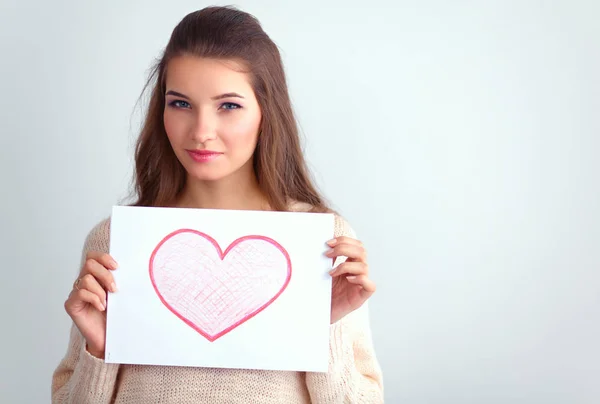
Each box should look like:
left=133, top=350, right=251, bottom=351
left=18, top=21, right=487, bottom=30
left=129, top=6, right=330, bottom=213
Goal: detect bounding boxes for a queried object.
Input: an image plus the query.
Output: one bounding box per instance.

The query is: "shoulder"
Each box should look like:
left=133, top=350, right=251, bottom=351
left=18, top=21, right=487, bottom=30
left=333, top=214, right=357, bottom=239
left=81, top=216, right=112, bottom=255
left=287, top=200, right=357, bottom=239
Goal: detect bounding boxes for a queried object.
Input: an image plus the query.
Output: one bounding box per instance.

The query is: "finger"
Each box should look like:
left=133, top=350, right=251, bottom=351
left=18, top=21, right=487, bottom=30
left=78, top=274, right=107, bottom=306
left=71, top=288, right=106, bottom=312
left=327, top=236, right=363, bottom=247
left=86, top=251, right=118, bottom=270
left=325, top=243, right=367, bottom=262
left=329, top=261, right=368, bottom=277
left=83, top=258, right=117, bottom=293
left=346, top=275, right=377, bottom=295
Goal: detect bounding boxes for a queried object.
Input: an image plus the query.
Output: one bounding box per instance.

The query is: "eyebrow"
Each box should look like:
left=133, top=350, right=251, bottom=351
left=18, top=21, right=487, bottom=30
left=165, top=90, right=245, bottom=100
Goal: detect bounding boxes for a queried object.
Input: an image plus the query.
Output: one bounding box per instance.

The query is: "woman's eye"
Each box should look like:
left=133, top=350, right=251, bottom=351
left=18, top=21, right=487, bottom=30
left=167, top=100, right=241, bottom=111
left=221, top=102, right=241, bottom=110
left=168, top=100, right=190, bottom=109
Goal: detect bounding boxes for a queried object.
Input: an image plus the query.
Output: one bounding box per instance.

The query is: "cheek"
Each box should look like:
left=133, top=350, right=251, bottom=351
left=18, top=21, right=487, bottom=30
left=163, top=113, right=175, bottom=141
left=163, top=111, right=187, bottom=142
left=224, top=113, right=261, bottom=150
left=232, top=130, right=259, bottom=154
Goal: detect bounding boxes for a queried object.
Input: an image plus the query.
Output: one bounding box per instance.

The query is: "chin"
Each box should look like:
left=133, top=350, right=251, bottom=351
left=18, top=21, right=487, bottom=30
left=179, top=154, right=254, bottom=183
left=187, top=169, right=230, bottom=182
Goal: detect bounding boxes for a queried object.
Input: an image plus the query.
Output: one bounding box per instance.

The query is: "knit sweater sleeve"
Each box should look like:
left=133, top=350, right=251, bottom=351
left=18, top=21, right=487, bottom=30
left=305, top=215, right=384, bottom=403
left=51, top=218, right=120, bottom=404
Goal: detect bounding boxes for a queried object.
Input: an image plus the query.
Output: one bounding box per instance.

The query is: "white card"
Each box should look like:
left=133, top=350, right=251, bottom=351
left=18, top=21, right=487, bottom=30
left=105, top=205, right=335, bottom=372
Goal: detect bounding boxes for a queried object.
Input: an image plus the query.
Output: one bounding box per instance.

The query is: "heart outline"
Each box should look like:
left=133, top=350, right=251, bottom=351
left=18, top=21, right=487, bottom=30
left=149, top=229, right=292, bottom=342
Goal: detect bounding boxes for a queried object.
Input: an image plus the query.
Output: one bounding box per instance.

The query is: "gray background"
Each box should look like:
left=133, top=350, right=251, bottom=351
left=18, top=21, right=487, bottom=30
left=1, top=0, right=599, bottom=403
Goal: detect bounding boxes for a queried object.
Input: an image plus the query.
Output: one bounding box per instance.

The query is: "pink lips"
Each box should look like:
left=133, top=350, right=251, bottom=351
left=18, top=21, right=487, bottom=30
left=187, top=150, right=223, bottom=162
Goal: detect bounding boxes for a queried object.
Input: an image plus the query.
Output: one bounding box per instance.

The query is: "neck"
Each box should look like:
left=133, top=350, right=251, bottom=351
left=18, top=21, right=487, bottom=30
left=176, top=169, right=270, bottom=211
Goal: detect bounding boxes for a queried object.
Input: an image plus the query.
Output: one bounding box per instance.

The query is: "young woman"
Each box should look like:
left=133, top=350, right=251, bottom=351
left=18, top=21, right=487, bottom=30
left=52, top=6, right=383, bottom=403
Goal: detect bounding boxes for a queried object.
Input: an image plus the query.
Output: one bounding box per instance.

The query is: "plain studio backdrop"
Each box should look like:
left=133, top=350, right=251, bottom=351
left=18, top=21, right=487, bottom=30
left=1, top=0, right=599, bottom=403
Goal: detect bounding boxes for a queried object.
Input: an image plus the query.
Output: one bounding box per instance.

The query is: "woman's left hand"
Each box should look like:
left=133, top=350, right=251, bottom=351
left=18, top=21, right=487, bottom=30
left=326, top=236, right=376, bottom=324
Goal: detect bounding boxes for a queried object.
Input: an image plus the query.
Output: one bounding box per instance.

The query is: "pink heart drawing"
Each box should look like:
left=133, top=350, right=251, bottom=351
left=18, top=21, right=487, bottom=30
left=149, top=229, right=292, bottom=342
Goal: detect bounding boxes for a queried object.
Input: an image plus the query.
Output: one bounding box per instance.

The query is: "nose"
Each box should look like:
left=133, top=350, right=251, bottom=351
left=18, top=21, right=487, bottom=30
left=190, top=111, right=217, bottom=144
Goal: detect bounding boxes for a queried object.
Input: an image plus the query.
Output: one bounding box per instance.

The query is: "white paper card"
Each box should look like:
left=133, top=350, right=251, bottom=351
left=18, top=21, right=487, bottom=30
left=105, top=206, right=335, bottom=372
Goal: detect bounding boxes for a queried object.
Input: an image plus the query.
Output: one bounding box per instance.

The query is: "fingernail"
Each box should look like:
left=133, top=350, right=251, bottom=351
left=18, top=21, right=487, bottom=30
left=110, top=260, right=118, bottom=269
left=110, top=282, right=117, bottom=292
left=327, top=239, right=337, bottom=246
left=347, top=276, right=357, bottom=280
left=329, top=268, right=336, bottom=275
left=325, top=249, right=334, bottom=256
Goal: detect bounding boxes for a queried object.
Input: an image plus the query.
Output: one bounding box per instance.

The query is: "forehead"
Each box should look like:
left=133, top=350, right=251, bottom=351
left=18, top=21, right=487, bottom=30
left=165, top=55, right=252, bottom=95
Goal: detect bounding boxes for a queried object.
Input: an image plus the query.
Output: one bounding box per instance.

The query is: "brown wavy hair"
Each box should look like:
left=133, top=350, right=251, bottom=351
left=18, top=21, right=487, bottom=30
left=128, top=6, right=330, bottom=213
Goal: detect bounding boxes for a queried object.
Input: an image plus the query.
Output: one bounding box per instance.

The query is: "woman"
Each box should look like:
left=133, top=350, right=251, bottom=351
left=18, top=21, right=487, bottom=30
left=52, top=6, right=383, bottom=403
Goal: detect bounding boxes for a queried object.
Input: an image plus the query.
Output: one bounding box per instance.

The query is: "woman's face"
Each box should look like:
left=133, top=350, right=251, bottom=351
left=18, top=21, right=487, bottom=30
left=163, top=55, right=262, bottom=182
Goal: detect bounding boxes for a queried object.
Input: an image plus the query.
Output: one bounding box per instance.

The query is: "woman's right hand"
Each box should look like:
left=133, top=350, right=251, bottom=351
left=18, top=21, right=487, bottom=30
left=64, top=251, right=118, bottom=359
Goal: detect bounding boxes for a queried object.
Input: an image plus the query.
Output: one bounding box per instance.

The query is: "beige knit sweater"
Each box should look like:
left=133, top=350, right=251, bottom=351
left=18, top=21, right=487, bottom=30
left=51, top=206, right=384, bottom=403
